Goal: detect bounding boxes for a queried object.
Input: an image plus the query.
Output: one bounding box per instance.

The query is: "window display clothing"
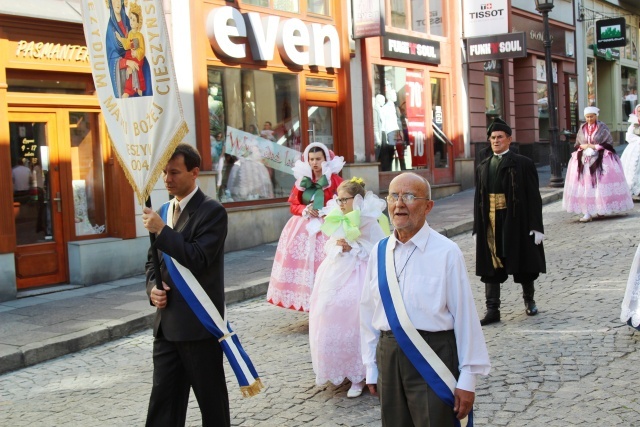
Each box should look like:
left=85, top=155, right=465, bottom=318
left=621, top=109, right=640, bottom=197
left=379, top=97, right=400, bottom=172
left=308, top=192, right=387, bottom=386
left=267, top=144, right=344, bottom=311
left=374, top=94, right=394, bottom=171
left=563, top=121, right=634, bottom=216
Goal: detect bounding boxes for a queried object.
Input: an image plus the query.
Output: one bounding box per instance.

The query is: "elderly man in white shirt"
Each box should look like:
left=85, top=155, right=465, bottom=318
left=360, top=173, right=490, bottom=427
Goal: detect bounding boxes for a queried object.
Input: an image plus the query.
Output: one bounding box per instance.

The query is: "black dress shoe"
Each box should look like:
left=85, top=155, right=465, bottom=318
left=525, top=301, right=538, bottom=316
left=480, top=311, right=500, bottom=326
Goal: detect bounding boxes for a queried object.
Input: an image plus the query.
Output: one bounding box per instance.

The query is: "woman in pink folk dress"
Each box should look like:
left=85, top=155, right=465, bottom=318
left=309, top=179, right=388, bottom=398
left=563, top=106, right=634, bottom=222
left=267, top=142, right=344, bottom=311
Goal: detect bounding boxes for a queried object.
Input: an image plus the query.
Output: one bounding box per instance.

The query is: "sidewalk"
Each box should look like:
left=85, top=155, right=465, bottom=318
left=0, top=166, right=563, bottom=375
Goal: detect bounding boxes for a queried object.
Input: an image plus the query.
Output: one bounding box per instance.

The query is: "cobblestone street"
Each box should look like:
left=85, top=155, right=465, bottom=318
left=1, top=200, right=639, bottom=426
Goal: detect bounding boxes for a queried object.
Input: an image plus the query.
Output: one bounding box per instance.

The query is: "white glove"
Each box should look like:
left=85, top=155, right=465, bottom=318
left=530, top=230, right=544, bottom=245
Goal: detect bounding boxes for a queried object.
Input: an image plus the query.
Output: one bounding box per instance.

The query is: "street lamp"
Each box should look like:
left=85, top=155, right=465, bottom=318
left=535, top=0, right=564, bottom=187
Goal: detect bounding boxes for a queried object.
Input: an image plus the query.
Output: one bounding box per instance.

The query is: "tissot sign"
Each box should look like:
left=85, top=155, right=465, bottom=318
left=466, top=32, right=527, bottom=63
left=381, top=33, right=440, bottom=65
left=463, top=0, right=508, bottom=38
left=206, top=6, right=341, bottom=69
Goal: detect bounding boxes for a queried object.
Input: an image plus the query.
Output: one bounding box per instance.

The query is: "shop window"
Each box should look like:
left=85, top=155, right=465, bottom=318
left=428, top=0, right=444, bottom=36
left=7, top=70, right=94, bottom=95
left=373, top=64, right=412, bottom=171
left=308, top=0, right=330, bottom=16
left=587, top=58, right=596, bottom=107
left=274, top=0, right=299, bottom=12
left=411, top=0, right=425, bottom=33
left=207, top=67, right=301, bottom=203
left=537, top=59, right=558, bottom=141
left=242, top=0, right=269, bottom=7
left=389, top=0, right=444, bottom=35
left=391, top=0, right=408, bottom=29
left=69, top=112, right=107, bottom=237
left=622, top=66, right=638, bottom=123
left=306, top=77, right=336, bottom=91
left=568, top=76, right=579, bottom=134
left=308, top=106, right=333, bottom=150
left=430, top=77, right=449, bottom=169
left=623, top=25, right=638, bottom=62
left=243, top=0, right=299, bottom=13
left=484, top=75, right=503, bottom=128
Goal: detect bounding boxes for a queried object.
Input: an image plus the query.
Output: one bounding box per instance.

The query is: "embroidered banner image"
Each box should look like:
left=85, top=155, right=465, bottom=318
left=81, top=0, right=188, bottom=204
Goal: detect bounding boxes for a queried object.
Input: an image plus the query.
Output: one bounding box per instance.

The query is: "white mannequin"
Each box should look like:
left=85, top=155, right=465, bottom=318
left=373, top=94, right=386, bottom=146
left=380, top=89, right=400, bottom=134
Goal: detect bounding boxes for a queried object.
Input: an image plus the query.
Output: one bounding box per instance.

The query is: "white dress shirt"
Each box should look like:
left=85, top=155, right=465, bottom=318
left=359, top=222, right=491, bottom=392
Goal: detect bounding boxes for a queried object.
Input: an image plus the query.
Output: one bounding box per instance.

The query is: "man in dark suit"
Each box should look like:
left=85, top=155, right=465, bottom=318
left=473, top=118, right=546, bottom=326
left=142, top=143, right=229, bottom=426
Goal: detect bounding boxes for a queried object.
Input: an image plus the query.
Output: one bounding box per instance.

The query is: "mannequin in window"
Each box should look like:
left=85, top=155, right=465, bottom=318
left=379, top=90, right=401, bottom=171
left=208, top=85, right=224, bottom=133
left=373, top=94, right=386, bottom=163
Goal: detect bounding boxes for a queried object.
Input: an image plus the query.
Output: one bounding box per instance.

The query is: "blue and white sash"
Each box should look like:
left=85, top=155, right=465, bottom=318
left=159, top=202, right=263, bottom=397
left=377, top=237, right=471, bottom=427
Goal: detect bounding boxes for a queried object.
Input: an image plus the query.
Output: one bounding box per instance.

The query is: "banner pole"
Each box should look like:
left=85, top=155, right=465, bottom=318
left=145, top=197, right=164, bottom=290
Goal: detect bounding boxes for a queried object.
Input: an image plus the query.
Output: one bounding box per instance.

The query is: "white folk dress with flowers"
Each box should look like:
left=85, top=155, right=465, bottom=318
left=267, top=147, right=344, bottom=312
left=621, top=243, right=640, bottom=331
left=309, top=192, right=388, bottom=385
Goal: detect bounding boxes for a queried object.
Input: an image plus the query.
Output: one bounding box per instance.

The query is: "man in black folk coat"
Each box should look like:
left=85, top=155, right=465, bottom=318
left=142, top=143, right=230, bottom=426
left=473, top=118, right=546, bottom=326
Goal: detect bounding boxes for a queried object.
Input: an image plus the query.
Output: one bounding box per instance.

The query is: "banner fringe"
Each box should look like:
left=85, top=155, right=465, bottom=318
left=240, top=378, right=264, bottom=398
left=112, top=143, right=143, bottom=205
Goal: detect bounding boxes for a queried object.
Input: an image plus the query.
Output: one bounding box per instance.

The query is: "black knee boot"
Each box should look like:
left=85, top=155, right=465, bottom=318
left=480, top=283, right=501, bottom=326
left=521, top=282, right=538, bottom=316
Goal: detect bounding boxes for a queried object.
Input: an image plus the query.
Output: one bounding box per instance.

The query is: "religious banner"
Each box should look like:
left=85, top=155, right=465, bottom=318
left=80, top=0, right=188, bottom=205
left=224, top=126, right=300, bottom=174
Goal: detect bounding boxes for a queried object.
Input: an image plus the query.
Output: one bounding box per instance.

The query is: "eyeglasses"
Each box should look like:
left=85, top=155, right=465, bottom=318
left=386, top=193, right=430, bottom=204
left=336, top=197, right=355, bottom=206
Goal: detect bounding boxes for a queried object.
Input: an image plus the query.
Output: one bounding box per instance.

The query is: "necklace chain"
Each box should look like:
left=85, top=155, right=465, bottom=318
left=395, top=246, right=418, bottom=282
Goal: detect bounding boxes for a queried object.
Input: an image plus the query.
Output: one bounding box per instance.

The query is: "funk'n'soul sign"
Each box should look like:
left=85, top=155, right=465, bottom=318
left=80, top=0, right=188, bottom=205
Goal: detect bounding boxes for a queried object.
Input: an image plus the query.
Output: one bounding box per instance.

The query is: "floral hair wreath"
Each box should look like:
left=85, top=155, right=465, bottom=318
left=350, top=177, right=365, bottom=186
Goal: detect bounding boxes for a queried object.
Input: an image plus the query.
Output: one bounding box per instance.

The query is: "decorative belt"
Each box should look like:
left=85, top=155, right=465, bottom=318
left=488, top=193, right=505, bottom=269
left=489, top=193, right=506, bottom=211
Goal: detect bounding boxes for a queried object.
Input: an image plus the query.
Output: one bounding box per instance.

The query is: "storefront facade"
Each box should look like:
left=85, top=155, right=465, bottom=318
left=0, top=7, right=144, bottom=300
left=353, top=0, right=468, bottom=194
left=579, top=0, right=640, bottom=142
left=188, top=0, right=353, bottom=251
left=467, top=1, right=577, bottom=164
left=0, top=0, right=353, bottom=299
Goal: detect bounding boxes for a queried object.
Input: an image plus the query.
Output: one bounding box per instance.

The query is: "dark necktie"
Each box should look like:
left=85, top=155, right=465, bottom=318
left=173, top=202, right=181, bottom=228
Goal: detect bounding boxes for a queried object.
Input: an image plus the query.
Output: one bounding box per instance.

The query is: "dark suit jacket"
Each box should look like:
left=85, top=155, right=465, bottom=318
left=145, top=188, right=228, bottom=341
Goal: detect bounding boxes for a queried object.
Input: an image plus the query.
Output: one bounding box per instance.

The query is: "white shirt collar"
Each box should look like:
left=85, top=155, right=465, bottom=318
left=493, top=149, right=509, bottom=158
left=175, top=186, right=198, bottom=211
left=389, top=221, right=431, bottom=252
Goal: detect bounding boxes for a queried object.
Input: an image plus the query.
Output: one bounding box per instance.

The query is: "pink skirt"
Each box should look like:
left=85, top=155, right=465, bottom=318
left=563, top=150, right=634, bottom=216
left=267, top=215, right=328, bottom=312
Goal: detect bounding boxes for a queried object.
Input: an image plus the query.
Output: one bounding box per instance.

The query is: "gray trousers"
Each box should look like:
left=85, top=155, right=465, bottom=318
left=377, top=329, right=459, bottom=427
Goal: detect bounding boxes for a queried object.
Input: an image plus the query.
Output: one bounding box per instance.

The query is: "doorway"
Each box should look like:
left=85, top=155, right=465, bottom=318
left=10, top=112, right=67, bottom=289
